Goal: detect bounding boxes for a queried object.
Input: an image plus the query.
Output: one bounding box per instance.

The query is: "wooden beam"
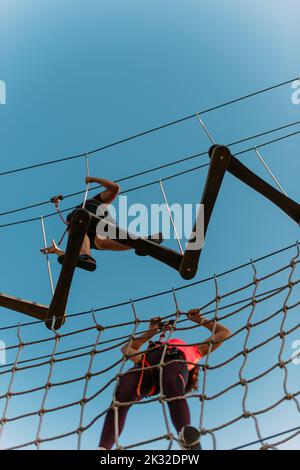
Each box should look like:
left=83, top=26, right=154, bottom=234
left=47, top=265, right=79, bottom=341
left=179, top=145, right=231, bottom=280
left=89, top=216, right=183, bottom=271
left=45, top=209, right=91, bottom=330
left=0, top=293, right=48, bottom=321
left=227, top=152, right=300, bottom=224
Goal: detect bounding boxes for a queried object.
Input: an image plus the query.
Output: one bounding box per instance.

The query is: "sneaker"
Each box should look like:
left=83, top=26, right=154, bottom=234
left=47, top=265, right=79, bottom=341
left=58, top=254, right=97, bottom=272
left=135, top=233, right=164, bottom=256
left=179, top=425, right=201, bottom=450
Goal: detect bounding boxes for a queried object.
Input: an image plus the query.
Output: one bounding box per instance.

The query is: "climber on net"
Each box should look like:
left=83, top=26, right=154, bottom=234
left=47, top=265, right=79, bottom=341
left=98, top=309, right=231, bottom=451
left=40, top=176, right=164, bottom=272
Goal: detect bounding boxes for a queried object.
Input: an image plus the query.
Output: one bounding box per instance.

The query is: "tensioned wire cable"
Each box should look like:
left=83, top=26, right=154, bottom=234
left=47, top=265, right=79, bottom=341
left=0, top=76, right=297, bottom=177
left=0, top=239, right=297, bottom=332
left=0, top=245, right=299, bottom=450
left=0, top=77, right=299, bottom=451
left=0, top=127, right=299, bottom=229
left=231, top=424, right=300, bottom=450
left=0, top=118, right=299, bottom=219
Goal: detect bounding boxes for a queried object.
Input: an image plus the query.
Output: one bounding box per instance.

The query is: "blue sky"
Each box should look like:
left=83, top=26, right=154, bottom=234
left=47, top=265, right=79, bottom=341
left=0, top=0, right=300, bottom=450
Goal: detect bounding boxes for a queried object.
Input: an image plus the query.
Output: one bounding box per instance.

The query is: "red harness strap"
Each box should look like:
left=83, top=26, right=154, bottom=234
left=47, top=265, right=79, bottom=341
left=136, top=354, right=156, bottom=400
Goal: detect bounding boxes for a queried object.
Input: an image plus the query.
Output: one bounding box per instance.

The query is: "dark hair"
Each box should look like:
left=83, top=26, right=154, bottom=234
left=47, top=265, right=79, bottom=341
left=185, top=365, right=200, bottom=393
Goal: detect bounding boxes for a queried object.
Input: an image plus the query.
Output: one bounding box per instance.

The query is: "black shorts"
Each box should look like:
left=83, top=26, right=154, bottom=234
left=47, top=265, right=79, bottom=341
left=66, top=198, right=115, bottom=250
left=133, top=346, right=187, bottom=396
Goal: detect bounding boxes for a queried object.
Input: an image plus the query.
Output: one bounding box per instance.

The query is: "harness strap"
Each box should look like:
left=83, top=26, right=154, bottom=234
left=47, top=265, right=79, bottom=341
left=136, top=354, right=146, bottom=400
left=178, top=373, right=186, bottom=388
left=54, top=203, right=67, bottom=226
left=136, top=345, right=186, bottom=400
left=136, top=354, right=156, bottom=399
left=51, top=195, right=67, bottom=226
left=57, top=226, right=68, bottom=246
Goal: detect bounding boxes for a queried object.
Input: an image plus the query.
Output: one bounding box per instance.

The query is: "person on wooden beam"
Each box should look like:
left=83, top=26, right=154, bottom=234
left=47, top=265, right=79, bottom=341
left=98, top=309, right=231, bottom=451
left=41, top=176, right=163, bottom=272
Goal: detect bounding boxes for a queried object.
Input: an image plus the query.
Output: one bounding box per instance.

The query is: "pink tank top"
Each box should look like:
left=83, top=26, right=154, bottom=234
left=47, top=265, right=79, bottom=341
left=162, top=338, right=202, bottom=371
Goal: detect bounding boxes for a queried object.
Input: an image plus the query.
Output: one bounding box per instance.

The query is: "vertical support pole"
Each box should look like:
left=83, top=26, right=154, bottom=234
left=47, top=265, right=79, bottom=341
left=77, top=308, right=103, bottom=450
left=195, top=113, right=215, bottom=145
left=111, top=300, right=140, bottom=449
left=82, top=152, right=90, bottom=209
left=157, top=289, right=182, bottom=449
left=159, top=179, right=184, bottom=255
left=254, top=147, right=288, bottom=196
left=0, top=323, right=23, bottom=442
left=179, top=145, right=231, bottom=280
left=199, top=275, right=219, bottom=443
left=40, top=216, right=54, bottom=296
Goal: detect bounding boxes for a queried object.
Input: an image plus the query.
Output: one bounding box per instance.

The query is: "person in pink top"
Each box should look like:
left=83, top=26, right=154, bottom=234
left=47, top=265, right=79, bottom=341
left=99, top=309, right=231, bottom=451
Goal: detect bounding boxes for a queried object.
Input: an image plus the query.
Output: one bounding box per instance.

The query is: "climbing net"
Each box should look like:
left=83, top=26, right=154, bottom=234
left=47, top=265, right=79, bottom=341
left=0, top=76, right=299, bottom=451
left=0, top=242, right=300, bottom=450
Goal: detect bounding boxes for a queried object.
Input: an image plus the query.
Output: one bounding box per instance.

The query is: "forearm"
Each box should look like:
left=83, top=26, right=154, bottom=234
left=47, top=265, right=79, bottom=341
left=197, top=318, right=229, bottom=335
left=121, top=329, right=156, bottom=357
left=90, top=177, right=119, bottom=190
left=130, top=329, right=156, bottom=351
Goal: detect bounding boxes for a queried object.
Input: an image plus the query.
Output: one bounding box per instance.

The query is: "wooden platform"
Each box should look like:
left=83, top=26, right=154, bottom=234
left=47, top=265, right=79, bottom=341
left=44, top=208, right=91, bottom=330
left=227, top=153, right=300, bottom=224
left=179, top=145, right=231, bottom=279
left=2, top=144, right=298, bottom=329
left=93, top=217, right=183, bottom=271
left=0, top=293, right=48, bottom=321
left=89, top=146, right=231, bottom=280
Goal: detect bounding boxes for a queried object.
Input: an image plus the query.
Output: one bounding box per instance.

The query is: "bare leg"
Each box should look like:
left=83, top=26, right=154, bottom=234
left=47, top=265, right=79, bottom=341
left=94, top=236, right=132, bottom=252
left=80, top=234, right=91, bottom=256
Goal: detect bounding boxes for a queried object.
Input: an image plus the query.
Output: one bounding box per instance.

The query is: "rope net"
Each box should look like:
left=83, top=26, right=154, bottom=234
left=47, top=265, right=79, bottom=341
left=0, top=242, right=299, bottom=450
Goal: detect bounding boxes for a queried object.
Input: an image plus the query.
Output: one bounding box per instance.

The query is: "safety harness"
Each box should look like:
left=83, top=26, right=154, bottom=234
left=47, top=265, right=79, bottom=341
left=136, top=320, right=185, bottom=400
left=50, top=195, right=69, bottom=246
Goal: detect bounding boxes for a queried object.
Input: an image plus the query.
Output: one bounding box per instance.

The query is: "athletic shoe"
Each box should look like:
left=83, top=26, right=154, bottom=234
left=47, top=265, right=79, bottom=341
left=58, top=254, right=97, bottom=272
left=135, top=233, right=164, bottom=256
left=179, top=425, right=201, bottom=450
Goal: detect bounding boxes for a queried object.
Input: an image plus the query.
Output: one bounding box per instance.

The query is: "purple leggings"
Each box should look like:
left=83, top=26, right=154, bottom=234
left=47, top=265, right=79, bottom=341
left=99, top=348, right=190, bottom=450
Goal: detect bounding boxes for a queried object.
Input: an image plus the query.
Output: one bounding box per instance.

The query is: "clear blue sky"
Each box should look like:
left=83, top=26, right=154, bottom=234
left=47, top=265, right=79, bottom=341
left=0, top=0, right=300, bottom=450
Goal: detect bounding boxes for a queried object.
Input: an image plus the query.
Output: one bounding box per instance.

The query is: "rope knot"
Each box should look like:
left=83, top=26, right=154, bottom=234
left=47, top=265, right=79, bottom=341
left=260, top=443, right=270, bottom=450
